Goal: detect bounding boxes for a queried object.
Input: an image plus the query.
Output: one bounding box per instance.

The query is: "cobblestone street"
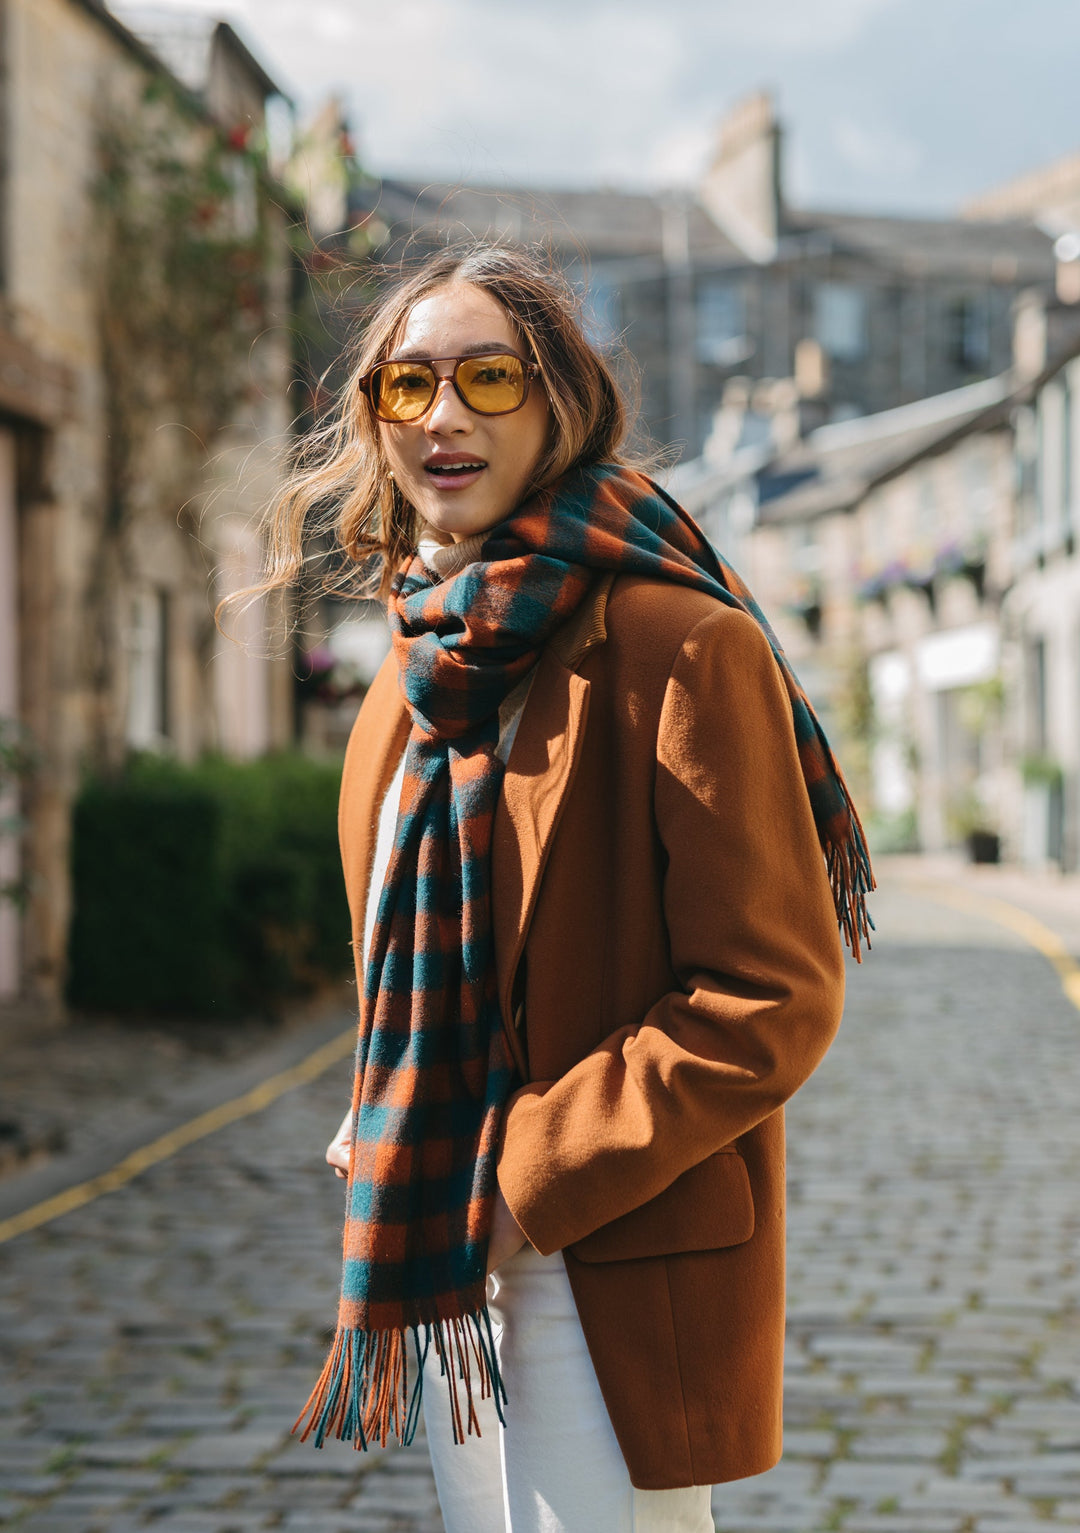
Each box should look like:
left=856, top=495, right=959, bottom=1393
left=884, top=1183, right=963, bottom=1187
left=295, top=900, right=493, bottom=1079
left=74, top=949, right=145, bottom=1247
left=2, top=862, right=1080, bottom=1531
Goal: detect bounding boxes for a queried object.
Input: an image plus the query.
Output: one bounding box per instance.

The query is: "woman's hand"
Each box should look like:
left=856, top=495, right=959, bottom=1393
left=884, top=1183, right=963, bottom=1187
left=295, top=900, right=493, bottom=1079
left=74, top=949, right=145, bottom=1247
left=487, top=1185, right=527, bottom=1274
left=326, top=1107, right=353, bottom=1180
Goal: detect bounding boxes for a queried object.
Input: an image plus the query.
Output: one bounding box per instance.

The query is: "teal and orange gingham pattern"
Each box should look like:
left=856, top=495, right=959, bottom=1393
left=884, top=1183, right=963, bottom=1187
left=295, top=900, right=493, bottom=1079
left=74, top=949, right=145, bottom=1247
left=295, top=462, right=874, bottom=1454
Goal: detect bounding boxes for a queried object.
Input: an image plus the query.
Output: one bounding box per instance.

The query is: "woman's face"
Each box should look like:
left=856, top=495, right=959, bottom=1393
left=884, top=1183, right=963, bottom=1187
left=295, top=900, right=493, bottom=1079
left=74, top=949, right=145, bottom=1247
left=376, top=282, right=552, bottom=544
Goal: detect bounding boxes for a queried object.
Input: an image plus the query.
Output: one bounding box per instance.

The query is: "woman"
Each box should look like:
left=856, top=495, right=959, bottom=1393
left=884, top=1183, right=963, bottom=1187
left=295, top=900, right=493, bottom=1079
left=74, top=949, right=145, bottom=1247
left=271, top=245, right=870, bottom=1532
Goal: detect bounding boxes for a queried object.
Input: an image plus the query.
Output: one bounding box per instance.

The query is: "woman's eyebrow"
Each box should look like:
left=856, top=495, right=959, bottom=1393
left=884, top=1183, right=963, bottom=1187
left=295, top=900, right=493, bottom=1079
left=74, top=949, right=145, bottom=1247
left=391, top=341, right=513, bottom=361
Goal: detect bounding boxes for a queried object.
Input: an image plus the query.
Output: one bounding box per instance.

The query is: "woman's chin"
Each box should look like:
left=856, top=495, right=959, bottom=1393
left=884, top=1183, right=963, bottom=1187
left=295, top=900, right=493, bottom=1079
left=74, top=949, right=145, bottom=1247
left=419, top=495, right=508, bottom=545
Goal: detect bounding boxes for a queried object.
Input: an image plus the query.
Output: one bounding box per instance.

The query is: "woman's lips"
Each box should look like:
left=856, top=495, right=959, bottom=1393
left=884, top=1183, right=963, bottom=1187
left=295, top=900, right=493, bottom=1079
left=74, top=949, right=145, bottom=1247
left=423, top=459, right=487, bottom=492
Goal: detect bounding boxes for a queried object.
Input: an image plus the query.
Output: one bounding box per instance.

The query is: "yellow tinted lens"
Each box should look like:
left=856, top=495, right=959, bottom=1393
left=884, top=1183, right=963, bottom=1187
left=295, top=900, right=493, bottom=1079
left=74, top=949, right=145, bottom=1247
left=457, top=354, right=526, bottom=414
left=373, top=361, right=436, bottom=422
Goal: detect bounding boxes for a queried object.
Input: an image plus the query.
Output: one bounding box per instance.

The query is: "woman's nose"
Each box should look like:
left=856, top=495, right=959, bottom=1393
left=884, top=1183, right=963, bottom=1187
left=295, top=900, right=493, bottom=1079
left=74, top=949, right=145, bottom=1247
left=426, top=375, right=472, bottom=434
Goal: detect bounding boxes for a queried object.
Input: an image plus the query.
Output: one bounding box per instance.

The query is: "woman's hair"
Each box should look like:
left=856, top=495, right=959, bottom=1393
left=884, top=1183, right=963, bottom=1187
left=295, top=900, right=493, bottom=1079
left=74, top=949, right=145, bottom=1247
left=248, top=242, right=641, bottom=609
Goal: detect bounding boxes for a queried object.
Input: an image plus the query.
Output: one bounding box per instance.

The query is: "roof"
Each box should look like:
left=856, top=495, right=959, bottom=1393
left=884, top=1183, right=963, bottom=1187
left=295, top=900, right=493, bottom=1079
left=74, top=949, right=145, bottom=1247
left=353, top=178, right=1054, bottom=283
left=668, top=375, right=1019, bottom=526
left=353, top=180, right=742, bottom=271
left=107, top=4, right=287, bottom=103
left=73, top=0, right=189, bottom=85
left=782, top=208, right=1054, bottom=283
left=731, top=304, right=1080, bottom=525
left=758, top=376, right=1017, bottom=523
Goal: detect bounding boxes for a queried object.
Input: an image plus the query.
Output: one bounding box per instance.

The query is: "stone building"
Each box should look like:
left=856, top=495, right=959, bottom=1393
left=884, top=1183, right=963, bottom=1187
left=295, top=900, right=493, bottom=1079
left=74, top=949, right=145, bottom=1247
left=669, top=375, right=1016, bottom=849
left=1001, top=333, right=1080, bottom=870
left=653, top=137, right=1080, bottom=865
left=668, top=285, right=1080, bottom=862
left=962, top=144, right=1080, bottom=869
left=341, top=93, right=1056, bottom=460
left=0, top=0, right=297, bottom=1004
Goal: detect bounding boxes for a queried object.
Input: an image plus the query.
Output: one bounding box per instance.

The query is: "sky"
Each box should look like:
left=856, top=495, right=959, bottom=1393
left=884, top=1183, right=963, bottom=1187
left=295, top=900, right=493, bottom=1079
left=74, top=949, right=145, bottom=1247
left=120, top=0, right=1080, bottom=216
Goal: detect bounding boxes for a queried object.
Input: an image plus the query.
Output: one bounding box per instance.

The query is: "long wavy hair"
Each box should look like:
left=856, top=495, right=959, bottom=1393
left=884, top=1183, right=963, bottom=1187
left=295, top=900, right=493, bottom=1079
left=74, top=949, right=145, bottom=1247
left=242, top=243, right=643, bottom=611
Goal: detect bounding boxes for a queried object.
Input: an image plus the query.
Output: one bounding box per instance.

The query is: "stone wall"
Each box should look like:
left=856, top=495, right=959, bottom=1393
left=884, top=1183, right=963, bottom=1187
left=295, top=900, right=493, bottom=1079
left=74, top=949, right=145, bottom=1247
left=2, top=0, right=296, bottom=1004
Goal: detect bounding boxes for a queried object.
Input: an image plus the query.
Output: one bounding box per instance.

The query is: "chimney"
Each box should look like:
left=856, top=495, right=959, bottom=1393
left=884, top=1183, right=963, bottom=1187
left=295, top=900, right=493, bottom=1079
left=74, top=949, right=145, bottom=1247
left=699, top=92, right=782, bottom=264
left=1013, top=285, right=1080, bottom=380
left=1013, top=290, right=1048, bottom=380
left=794, top=338, right=830, bottom=401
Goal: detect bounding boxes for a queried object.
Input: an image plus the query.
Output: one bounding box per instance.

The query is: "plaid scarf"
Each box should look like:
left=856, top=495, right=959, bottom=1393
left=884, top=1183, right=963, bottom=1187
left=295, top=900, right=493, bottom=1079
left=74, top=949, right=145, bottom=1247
left=295, top=461, right=873, bottom=1454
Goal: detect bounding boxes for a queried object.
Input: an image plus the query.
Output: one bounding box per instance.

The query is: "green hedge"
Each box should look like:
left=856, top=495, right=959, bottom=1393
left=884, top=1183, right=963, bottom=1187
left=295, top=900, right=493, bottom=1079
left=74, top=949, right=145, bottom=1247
left=68, top=753, right=350, bottom=1017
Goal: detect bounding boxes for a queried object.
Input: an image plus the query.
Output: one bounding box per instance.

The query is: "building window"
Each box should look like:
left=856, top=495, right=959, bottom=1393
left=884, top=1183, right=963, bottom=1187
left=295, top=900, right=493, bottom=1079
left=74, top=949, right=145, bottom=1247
left=695, top=281, right=749, bottom=365
left=225, top=153, right=259, bottom=239
left=126, top=589, right=170, bottom=750
left=917, top=471, right=937, bottom=542
left=1064, top=373, right=1074, bottom=540
left=813, top=282, right=867, bottom=361
left=962, top=441, right=993, bottom=532
left=946, top=296, right=990, bottom=372
left=1014, top=405, right=1038, bottom=534
left=1026, top=637, right=1047, bottom=756
left=1036, top=380, right=1070, bottom=542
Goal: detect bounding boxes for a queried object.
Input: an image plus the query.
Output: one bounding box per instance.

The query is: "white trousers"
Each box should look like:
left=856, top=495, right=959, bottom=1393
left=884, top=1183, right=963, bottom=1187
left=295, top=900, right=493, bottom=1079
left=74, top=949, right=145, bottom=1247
left=422, top=1245, right=714, bottom=1533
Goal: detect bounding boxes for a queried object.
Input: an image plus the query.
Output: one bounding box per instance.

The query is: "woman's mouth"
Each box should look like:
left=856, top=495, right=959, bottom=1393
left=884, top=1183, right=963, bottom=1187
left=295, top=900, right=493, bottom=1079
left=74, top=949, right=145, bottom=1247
left=423, top=458, right=487, bottom=491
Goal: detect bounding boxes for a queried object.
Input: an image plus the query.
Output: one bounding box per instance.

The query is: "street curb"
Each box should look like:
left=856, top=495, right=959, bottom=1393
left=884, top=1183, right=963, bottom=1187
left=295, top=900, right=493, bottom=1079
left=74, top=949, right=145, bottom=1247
left=903, top=878, right=1080, bottom=1014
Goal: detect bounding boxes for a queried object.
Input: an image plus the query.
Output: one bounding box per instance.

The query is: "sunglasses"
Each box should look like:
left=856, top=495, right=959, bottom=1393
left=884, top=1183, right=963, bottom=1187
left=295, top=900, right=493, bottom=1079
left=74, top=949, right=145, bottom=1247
left=359, top=350, right=541, bottom=424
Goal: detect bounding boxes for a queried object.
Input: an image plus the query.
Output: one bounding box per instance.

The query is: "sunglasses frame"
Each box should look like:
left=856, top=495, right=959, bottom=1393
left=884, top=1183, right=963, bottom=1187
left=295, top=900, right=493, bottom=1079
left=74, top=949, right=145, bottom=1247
left=359, top=350, right=542, bottom=424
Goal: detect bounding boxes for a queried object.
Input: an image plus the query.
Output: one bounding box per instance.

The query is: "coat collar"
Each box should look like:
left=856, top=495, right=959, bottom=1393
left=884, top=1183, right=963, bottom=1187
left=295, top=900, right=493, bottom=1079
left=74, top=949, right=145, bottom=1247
left=548, top=571, right=614, bottom=671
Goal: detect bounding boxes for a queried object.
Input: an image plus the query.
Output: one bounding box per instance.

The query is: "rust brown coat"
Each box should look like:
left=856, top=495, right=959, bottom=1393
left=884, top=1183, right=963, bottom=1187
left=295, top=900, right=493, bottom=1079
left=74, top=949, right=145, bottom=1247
left=337, top=572, right=846, bottom=1491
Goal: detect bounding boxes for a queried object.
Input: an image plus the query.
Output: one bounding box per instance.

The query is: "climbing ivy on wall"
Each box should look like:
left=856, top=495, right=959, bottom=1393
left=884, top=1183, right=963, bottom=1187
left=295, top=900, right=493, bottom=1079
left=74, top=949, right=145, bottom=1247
left=93, top=79, right=273, bottom=530
left=0, top=719, right=33, bottom=911
left=82, top=79, right=289, bottom=768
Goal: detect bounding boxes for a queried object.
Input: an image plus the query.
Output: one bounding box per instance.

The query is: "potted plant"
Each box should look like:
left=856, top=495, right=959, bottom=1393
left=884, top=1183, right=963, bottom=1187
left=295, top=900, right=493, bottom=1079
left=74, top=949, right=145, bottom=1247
left=947, top=786, right=1000, bottom=865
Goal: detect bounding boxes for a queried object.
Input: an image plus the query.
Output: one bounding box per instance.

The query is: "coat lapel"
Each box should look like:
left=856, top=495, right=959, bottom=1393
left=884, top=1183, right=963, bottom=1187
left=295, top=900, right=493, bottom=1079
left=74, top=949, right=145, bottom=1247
left=492, top=574, right=613, bottom=1076
left=338, top=655, right=411, bottom=963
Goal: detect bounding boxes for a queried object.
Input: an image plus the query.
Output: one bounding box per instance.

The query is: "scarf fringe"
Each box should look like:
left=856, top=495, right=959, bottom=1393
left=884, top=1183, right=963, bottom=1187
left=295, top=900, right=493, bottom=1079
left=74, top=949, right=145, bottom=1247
left=293, top=1308, right=507, bottom=1452
left=825, top=783, right=877, bottom=962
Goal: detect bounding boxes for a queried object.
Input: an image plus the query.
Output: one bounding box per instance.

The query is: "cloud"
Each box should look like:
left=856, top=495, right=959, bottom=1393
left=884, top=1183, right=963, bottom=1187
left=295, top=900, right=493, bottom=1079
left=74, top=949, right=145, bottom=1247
left=275, top=0, right=907, bottom=189
left=304, top=1, right=688, bottom=187
left=645, top=121, right=716, bottom=188
left=106, top=0, right=1080, bottom=215
left=704, top=0, right=901, bottom=51
left=462, top=0, right=902, bottom=53
left=830, top=117, right=923, bottom=179
left=310, top=6, right=356, bottom=43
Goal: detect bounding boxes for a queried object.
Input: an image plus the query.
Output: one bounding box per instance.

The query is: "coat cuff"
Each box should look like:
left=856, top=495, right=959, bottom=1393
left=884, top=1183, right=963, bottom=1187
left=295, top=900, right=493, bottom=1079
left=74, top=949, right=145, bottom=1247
left=495, top=1081, right=571, bottom=1255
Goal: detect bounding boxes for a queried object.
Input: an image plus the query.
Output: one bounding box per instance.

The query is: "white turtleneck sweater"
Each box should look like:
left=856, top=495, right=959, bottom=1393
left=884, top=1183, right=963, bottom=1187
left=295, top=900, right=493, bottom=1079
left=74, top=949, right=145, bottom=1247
left=361, top=533, right=536, bottom=974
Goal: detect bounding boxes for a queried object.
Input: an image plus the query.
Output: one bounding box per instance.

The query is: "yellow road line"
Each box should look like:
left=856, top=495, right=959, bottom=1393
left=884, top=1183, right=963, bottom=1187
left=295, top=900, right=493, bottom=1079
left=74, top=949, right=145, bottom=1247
left=0, top=1025, right=356, bottom=1247
left=910, top=881, right=1080, bottom=1012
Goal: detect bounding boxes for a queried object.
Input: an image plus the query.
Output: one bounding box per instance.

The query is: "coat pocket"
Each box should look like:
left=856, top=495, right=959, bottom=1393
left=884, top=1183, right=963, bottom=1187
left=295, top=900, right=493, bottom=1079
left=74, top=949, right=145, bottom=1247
left=567, top=1145, right=755, bottom=1264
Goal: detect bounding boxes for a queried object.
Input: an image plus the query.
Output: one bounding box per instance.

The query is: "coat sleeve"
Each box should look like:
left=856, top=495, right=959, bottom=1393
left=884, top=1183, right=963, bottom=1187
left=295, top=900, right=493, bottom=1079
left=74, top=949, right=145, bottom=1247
left=496, top=605, right=847, bottom=1255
